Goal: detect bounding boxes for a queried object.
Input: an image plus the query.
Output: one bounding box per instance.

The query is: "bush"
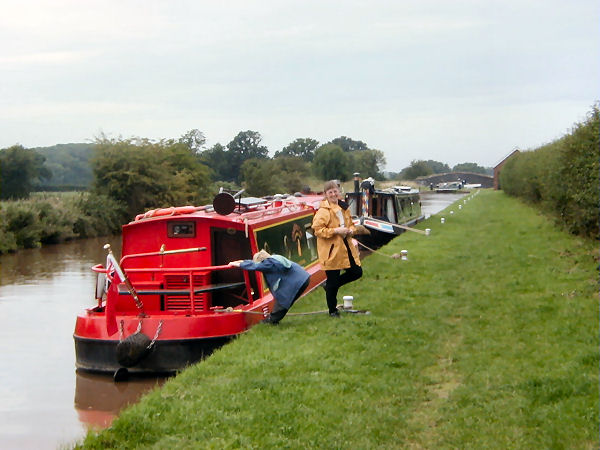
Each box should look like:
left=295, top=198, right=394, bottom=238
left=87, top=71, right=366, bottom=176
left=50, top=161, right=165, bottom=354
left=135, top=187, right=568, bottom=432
left=3, top=203, right=42, bottom=249
left=0, top=192, right=126, bottom=254
left=73, top=193, right=126, bottom=238
left=0, top=228, right=17, bottom=253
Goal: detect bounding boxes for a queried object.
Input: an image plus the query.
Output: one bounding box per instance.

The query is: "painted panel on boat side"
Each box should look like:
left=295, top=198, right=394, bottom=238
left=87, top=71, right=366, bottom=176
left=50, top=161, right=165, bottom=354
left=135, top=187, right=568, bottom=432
left=253, top=214, right=317, bottom=267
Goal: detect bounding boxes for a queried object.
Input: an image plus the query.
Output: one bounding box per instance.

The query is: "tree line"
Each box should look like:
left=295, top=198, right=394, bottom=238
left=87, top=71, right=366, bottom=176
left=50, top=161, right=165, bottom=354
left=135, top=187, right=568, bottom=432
left=0, top=131, right=388, bottom=201
left=388, top=160, right=492, bottom=180
left=0, top=128, right=492, bottom=253
left=0, top=132, right=386, bottom=252
left=1, top=129, right=492, bottom=204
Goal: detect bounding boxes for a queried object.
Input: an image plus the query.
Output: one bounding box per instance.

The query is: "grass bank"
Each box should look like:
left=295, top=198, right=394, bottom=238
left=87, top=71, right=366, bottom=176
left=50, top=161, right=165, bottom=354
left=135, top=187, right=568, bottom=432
left=77, top=190, right=598, bottom=449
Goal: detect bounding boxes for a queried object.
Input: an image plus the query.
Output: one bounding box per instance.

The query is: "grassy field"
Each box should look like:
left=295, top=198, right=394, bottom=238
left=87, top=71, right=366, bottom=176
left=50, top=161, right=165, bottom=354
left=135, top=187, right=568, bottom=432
left=76, top=190, right=598, bottom=449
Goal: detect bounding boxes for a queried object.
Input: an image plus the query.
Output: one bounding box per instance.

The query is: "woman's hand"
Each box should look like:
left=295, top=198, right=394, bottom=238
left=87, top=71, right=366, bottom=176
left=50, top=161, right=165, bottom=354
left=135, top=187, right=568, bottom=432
left=334, top=227, right=352, bottom=237
left=228, top=260, right=243, bottom=267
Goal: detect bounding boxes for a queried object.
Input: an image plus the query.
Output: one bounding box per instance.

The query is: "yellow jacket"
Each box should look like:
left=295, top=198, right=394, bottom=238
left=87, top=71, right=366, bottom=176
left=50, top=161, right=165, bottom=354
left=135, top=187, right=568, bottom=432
left=312, top=199, right=361, bottom=270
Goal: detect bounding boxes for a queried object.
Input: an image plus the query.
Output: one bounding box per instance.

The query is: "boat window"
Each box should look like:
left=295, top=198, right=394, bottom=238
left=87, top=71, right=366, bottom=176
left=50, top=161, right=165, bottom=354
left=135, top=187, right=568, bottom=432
left=386, top=198, right=396, bottom=223
left=398, top=198, right=407, bottom=220
left=168, top=221, right=195, bottom=238
left=346, top=193, right=360, bottom=216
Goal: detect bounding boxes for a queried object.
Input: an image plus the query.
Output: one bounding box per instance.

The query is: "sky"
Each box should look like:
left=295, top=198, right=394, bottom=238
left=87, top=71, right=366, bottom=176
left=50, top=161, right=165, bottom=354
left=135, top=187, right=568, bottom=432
left=0, top=1, right=598, bottom=172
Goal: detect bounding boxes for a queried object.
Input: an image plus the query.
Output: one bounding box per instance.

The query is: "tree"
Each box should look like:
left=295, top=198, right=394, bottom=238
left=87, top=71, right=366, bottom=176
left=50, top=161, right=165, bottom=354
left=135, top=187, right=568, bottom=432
left=452, top=162, right=489, bottom=174
left=91, top=136, right=212, bottom=220
left=351, top=149, right=386, bottom=179
left=398, top=160, right=433, bottom=180
left=0, top=145, right=51, bottom=199
left=225, top=131, right=269, bottom=182
left=273, top=157, right=310, bottom=193
left=34, top=143, right=95, bottom=189
left=312, top=144, right=352, bottom=181
left=329, top=136, right=369, bottom=152
left=199, top=143, right=228, bottom=181
left=240, top=159, right=283, bottom=196
left=424, top=160, right=451, bottom=174
left=274, top=138, right=319, bottom=161
left=240, top=156, right=310, bottom=196
left=179, top=129, right=206, bottom=154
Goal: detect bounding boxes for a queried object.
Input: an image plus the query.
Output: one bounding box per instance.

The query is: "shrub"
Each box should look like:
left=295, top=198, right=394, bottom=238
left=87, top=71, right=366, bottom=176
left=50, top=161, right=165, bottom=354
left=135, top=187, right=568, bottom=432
left=3, top=203, right=42, bottom=249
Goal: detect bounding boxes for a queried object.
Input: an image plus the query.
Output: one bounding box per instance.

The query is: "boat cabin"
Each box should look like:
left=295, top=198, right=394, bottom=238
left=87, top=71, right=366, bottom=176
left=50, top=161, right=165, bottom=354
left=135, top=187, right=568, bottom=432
left=346, top=184, right=421, bottom=225
left=109, top=194, right=322, bottom=317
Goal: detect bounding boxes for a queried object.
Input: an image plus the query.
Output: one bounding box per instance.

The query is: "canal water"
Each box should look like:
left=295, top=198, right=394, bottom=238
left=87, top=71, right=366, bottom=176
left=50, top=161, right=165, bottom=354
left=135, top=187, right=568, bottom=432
left=0, top=192, right=466, bottom=449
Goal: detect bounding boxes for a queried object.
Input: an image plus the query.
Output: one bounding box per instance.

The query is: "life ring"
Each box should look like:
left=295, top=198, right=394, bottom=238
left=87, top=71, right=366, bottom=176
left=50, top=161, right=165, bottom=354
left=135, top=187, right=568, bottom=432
left=135, top=206, right=197, bottom=221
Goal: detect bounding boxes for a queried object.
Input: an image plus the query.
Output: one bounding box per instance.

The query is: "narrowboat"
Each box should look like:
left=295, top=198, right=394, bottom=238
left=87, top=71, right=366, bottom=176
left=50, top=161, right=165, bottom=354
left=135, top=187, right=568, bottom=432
left=435, top=181, right=463, bottom=193
left=345, top=175, right=424, bottom=248
left=73, top=191, right=326, bottom=378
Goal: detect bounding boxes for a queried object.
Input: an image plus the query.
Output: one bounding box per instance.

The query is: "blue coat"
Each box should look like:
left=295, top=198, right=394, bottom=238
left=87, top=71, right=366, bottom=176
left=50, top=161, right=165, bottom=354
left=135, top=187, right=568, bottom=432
left=240, top=255, right=310, bottom=309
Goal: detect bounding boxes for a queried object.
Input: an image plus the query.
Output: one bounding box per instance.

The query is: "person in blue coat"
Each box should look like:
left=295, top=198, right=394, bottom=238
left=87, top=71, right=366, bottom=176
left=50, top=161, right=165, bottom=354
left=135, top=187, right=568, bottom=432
left=228, top=250, right=310, bottom=324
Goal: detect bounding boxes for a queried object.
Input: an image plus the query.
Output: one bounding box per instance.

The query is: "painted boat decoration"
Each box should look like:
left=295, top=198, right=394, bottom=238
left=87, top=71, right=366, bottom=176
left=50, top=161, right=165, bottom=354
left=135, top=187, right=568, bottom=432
left=73, top=191, right=326, bottom=378
left=345, top=175, right=424, bottom=248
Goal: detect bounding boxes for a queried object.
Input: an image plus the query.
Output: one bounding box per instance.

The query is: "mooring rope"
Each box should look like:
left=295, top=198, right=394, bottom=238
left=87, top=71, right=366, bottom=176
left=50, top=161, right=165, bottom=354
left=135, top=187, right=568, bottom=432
left=215, top=307, right=368, bottom=316
left=214, top=308, right=328, bottom=316
left=356, top=240, right=400, bottom=259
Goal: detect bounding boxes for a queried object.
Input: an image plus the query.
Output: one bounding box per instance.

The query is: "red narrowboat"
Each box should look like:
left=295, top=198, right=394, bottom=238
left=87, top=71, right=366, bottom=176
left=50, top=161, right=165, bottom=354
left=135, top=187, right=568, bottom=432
left=73, top=192, right=326, bottom=378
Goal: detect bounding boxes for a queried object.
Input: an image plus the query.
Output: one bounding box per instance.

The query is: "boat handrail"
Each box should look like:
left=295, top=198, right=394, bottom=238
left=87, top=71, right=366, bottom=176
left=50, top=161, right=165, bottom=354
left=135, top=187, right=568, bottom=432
left=119, top=247, right=207, bottom=265
left=94, top=263, right=255, bottom=306
left=93, top=264, right=236, bottom=274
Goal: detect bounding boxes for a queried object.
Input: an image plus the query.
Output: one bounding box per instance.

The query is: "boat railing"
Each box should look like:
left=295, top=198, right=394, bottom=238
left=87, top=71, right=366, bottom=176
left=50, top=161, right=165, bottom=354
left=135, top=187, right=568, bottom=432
left=232, top=198, right=311, bottom=221
left=92, top=263, right=255, bottom=314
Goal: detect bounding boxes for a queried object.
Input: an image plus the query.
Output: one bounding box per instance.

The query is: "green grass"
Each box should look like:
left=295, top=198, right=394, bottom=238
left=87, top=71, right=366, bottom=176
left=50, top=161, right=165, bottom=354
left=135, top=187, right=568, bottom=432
left=76, top=190, right=598, bottom=449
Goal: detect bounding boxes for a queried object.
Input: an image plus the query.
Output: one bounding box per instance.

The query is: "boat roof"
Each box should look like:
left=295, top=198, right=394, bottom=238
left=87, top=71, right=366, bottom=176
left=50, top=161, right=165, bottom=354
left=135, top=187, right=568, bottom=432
left=127, top=193, right=324, bottom=228
left=376, top=186, right=420, bottom=195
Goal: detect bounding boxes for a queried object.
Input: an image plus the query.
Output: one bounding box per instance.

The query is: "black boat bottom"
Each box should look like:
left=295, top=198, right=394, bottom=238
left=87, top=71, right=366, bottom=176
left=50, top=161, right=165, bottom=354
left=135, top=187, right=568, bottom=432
left=74, top=335, right=235, bottom=375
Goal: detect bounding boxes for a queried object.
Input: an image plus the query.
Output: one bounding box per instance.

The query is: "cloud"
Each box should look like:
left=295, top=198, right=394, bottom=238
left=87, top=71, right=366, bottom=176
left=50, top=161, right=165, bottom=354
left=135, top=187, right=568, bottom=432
left=0, top=0, right=598, bottom=171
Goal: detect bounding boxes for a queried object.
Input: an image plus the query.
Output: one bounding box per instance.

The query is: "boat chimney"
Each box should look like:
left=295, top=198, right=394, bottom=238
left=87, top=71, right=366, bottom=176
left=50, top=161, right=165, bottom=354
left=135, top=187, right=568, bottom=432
left=353, top=172, right=360, bottom=193
left=273, top=194, right=283, bottom=207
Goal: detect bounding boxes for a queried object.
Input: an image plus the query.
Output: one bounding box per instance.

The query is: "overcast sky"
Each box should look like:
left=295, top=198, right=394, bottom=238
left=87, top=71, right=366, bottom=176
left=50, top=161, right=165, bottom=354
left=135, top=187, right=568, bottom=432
left=1, top=1, right=598, bottom=171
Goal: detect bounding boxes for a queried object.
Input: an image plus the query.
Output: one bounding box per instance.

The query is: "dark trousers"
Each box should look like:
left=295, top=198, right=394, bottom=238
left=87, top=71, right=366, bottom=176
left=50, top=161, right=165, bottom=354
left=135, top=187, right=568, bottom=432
left=270, top=278, right=310, bottom=323
left=325, top=243, right=362, bottom=314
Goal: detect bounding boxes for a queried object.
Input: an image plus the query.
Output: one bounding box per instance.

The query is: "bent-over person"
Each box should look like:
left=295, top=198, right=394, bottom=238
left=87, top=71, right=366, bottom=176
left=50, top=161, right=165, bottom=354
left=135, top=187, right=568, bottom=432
left=229, top=250, right=309, bottom=324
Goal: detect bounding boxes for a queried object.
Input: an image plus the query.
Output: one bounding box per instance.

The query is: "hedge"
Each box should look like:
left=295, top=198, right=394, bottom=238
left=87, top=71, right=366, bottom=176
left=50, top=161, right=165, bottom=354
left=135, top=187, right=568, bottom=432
left=500, top=104, right=599, bottom=238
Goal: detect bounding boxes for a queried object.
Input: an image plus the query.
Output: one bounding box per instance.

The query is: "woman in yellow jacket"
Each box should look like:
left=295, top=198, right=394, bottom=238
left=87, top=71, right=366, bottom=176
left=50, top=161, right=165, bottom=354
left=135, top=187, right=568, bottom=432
left=312, top=180, right=362, bottom=317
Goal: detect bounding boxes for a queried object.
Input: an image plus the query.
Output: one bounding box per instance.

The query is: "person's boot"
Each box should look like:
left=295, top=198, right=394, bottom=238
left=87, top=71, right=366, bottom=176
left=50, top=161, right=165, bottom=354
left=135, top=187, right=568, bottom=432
left=261, top=315, right=279, bottom=325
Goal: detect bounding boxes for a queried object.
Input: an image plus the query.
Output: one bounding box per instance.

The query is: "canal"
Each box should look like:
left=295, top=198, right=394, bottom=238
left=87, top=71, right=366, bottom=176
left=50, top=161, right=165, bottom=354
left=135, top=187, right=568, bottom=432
left=0, top=192, right=466, bottom=449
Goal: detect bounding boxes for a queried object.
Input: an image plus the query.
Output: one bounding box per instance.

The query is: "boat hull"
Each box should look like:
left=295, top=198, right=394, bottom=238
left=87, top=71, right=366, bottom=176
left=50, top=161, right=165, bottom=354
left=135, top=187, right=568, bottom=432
left=355, top=215, right=424, bottom=250
left=74, top=271, right=325, bottom=375
left=74, top=334, right=234, bottom=375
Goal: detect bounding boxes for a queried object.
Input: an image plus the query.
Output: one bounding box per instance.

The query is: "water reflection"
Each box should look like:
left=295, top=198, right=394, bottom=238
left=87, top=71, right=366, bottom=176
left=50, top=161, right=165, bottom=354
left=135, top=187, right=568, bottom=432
left=74, top=372, right=168, bottom=429
left=419, top=191, right=468, bottom=218
left=0, top=236, right=128, bottom=449
left=0, top=236, right=121, bottom=287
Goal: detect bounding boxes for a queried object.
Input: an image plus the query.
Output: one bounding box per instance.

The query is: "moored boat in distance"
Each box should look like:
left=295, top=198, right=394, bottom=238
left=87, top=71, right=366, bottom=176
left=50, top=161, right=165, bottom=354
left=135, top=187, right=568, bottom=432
left=74, top=191, right=326, bottom=378
left=345, top=174, right=424, bottom=249
left=435, top=181, right=464, bottom=193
